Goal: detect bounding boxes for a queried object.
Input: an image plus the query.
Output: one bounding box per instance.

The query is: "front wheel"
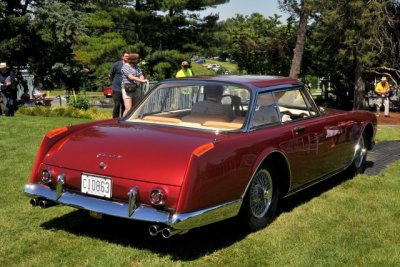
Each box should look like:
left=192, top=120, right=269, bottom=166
left=241, top=165, right=279, bottom=231
left=347, top=132, right=368, bottom=175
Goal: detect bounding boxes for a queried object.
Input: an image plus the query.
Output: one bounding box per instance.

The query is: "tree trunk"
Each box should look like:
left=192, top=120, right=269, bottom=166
left=353, top=58, right=365, bottom=110
left=289, top=9, right=308, bottom=79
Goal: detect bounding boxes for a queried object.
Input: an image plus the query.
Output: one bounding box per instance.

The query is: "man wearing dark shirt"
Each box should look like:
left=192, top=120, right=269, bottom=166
left=109, top=52, right=129, bottom=118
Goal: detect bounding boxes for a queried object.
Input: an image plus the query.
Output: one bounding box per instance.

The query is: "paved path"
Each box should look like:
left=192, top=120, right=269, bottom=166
left=364, top=140, right=400, bottom=175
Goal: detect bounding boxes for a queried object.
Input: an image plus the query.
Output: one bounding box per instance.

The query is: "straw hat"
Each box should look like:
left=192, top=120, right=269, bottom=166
left=0, top=62, right=8, bottom=69
left=381, top=76, right=387, bottom=81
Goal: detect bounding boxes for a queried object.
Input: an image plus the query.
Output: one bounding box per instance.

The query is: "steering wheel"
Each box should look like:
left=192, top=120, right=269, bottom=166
left=222, top=94, right=244, bottom=116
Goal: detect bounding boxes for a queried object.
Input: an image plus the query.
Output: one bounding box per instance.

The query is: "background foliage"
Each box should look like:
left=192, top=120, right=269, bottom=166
left=1, top=0, right=399, bottom=109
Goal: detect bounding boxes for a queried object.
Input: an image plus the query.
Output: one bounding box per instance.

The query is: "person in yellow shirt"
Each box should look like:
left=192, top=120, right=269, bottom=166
left=176, top=61, right=193, bottom=78
left=375, top=76, right=390, bottom=117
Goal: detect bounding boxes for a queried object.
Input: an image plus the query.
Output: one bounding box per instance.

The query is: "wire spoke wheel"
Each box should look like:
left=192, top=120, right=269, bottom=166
left=249, top=169, right=273, bottom=218
left=242, top=164, right=279, bottom=231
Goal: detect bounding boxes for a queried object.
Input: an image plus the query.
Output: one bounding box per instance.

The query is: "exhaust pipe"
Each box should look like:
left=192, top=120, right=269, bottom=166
left=149, top=225, right=162, bottom=236
left=38, top=199, right=57, bottom=209
left=30, top=198, right=40, bottom=207
left=161, top=227, right=187, bottom=239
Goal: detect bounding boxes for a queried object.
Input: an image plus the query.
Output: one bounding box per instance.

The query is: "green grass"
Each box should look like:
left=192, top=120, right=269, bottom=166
left=1, top=115, right=400, bottom=266
left=375, top=125, right=400, bottom=142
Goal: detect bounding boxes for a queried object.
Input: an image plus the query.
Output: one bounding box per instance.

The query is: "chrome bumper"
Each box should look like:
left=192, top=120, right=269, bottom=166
left=23, top=183, right=242, bottom=231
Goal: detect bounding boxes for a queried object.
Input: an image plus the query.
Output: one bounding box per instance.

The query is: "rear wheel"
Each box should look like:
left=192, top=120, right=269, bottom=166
left=241, top=165, right=279, bottom=231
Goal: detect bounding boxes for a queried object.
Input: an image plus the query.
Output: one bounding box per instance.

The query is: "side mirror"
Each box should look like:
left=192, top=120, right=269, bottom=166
left=319, top=106, right=326, bottom=114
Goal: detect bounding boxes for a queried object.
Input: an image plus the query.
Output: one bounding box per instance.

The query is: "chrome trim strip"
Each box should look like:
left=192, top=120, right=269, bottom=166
left=23, top=183, right=242, bottom=230
left=284, top=167, right=345, bottom=197
left=168, top=200, right=242, bottom=229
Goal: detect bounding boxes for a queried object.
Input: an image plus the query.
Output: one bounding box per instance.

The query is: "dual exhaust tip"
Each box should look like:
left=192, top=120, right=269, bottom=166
left=149, top=225, right=187, bottom=239
left=30, top=198, right=57, bottom=209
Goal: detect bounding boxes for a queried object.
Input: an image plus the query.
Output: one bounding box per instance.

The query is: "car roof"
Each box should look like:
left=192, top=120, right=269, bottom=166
left=164, top=75, right=301, bottom=88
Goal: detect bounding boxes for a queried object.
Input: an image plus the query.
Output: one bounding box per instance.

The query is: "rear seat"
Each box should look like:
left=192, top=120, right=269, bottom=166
left=142, top=114, right=245, bottom=130
left=142, top=116, right=181, bottom=123
left=183, top=114, right=245, bottom=129
left=181, top=114, right=230, bottom=124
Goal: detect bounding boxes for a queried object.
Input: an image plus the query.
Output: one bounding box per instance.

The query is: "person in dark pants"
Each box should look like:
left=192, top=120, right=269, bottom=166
left=109, top=52, right=129, bottom=118
left=0, top=62, right=16, bottom=116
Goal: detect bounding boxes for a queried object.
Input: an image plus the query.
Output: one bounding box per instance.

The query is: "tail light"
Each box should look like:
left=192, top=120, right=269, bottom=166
left=149, top=188, right=166, bottom=206
left=41, top=169, right=52, bottom=184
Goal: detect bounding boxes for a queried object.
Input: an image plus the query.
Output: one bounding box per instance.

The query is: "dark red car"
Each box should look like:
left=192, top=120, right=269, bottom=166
left=24, top=75, right=377, bottom=238
left=103, top=86, right=112, bottom=98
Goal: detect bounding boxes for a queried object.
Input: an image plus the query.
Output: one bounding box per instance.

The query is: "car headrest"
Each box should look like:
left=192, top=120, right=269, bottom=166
left=257, top=94, right=275, bottom=106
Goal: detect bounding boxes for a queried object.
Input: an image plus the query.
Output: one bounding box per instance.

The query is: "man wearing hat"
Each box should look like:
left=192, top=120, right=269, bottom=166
left=374, top=76, right=390, bottom=117
left=0, top=62, right=16, bottom=116
left=176, top=61, right=193, bottom=78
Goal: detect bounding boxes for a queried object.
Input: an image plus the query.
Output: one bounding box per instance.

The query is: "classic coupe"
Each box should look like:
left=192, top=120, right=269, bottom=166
left=24, top=75, right=377, bottom=238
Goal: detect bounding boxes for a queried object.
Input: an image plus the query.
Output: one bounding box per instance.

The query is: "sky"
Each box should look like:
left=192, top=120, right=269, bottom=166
left=202, top=0, right=287, bottom=21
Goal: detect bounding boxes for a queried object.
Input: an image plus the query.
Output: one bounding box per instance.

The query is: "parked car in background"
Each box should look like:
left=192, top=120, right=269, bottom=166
left=24, top=75, right=377, bottom=239
left=103, top=86, right=112, bottom=98
left=206, top=63, right=221, bottom=72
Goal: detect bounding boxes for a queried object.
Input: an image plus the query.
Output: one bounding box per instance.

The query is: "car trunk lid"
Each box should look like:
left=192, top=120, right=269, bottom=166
left=43, top=122, right=217, bottom=186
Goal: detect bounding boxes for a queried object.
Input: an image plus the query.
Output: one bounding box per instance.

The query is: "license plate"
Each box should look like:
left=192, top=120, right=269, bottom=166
left=81, top=174, right=112, bottom=198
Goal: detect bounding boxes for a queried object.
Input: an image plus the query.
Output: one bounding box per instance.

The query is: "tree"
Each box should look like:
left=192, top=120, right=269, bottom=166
left=278, top=0, right=323, bottom=79
left=309, top=0, right=398, bottom=109
left=0, top=0, right=91, bottom=90
left=279, top=0, right=400, bottom=110
left=220, top=13, right=294, bottom=75
left=74, top=0, right=229, bottom=81
left=365, top=1, right=400, bottom=86
left=1, top=0, right=245, bottom=87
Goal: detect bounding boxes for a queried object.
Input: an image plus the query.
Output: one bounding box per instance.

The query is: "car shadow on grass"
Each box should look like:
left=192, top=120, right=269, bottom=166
left=40, top=209, right=248, bottom=260
left=40, top=175, right=359, bottom=261
left=39, top=172, right=354, bottom=261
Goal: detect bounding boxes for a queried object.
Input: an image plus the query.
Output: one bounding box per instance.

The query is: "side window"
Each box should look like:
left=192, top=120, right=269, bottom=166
left=277, top=88, right=318, bottom=121
left=136, top=85, right=201, bottom=116
left=251, top=92, right=280, bottom=127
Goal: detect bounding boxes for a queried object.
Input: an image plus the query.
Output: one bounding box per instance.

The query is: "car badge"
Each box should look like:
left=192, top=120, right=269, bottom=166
left=97, top=153, right=122, bottom=159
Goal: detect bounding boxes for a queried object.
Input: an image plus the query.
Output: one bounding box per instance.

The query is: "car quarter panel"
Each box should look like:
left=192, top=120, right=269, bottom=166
left=176, top=127, right=294, bottom=213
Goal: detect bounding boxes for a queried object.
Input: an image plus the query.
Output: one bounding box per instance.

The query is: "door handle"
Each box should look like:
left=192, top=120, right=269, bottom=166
left=294, top=125, right=306, bottom=134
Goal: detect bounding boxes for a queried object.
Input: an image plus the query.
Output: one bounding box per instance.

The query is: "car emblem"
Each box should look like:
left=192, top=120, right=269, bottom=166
left=97, top=153, right=123, bottom=159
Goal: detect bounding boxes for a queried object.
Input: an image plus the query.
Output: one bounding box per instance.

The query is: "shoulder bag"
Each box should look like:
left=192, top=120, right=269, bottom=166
left=124, top=82, right=139, bottom=93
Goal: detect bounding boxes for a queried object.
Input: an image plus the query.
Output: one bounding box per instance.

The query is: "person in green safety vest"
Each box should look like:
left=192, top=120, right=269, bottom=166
left=176, top=61, right=193, bottom=78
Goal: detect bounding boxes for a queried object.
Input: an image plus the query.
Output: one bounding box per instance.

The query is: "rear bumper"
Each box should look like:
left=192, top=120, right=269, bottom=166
left=23, top=183, right=241, bottom=231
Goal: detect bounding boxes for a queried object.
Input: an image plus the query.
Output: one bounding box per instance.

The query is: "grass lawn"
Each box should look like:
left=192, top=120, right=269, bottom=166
left=1, top=115, right=400, bottom=266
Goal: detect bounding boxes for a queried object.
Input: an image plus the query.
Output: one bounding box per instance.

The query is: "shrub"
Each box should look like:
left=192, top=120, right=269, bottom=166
left=17, top=106, right=111, bottom=120
left=67, top=94, right=90, bottom=110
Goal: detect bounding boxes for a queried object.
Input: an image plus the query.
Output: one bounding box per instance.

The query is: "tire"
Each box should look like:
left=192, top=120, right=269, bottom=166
left=241, top=165, right=279, bottom=231
left=348, top=132, right=368, bottom=175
